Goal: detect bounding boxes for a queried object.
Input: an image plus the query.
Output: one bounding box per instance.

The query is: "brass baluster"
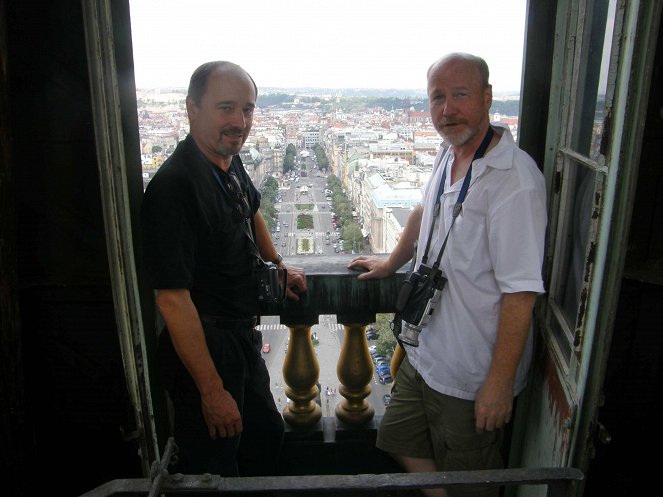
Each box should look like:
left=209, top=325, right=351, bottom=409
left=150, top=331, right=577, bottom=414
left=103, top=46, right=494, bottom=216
left=335, top=323, right=375, bottom=424
left=282, top=324, right=321, bottom=427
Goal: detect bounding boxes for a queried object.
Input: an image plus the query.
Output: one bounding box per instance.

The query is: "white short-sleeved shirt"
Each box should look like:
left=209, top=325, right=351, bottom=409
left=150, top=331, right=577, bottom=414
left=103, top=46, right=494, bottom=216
left=407, top=123, right=547, bottom=400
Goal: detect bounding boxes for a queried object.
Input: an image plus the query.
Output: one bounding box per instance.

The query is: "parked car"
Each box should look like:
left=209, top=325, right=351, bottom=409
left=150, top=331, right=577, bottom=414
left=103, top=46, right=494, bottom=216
left=366, top=330, right=378, bottom=340
left=372, top=355, right=386, bottom=364
left=379, top=374, right=393, bottom=385
left=376, top=366, right=391, bottom=376
left=383, top=394, right=392, bottom=406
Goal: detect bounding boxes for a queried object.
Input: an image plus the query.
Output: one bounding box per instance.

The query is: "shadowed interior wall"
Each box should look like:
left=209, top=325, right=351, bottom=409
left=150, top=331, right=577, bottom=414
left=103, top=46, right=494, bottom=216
left=5, top=1, right=143, bottom=495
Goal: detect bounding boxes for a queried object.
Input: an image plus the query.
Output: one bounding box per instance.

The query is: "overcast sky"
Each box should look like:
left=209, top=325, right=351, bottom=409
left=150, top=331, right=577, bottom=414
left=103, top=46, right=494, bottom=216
left=129, top=0, right=527, bottom=93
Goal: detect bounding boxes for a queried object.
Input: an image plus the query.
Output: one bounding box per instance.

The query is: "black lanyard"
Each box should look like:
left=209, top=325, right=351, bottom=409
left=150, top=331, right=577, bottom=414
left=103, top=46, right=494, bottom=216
left=210, top=164, right=229, bottom=192
left=210, top=163, right=261, bottom=260
left=421, top=126, right=494, bottom=267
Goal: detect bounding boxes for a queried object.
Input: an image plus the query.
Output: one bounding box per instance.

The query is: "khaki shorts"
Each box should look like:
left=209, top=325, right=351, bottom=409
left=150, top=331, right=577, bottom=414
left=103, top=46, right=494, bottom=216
left=377, top=355, right=504, bottom=497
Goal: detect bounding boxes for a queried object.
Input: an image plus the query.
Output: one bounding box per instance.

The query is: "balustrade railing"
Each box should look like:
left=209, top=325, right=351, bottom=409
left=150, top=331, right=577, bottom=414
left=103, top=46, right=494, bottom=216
left=261, top=254, right=406, bottom=428
left=80, top=254, right=585, bottom=497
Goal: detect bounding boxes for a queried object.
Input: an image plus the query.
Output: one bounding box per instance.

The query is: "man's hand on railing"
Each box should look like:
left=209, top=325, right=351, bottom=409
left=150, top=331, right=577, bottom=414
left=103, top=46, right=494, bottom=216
left=284, top=265, right=307, bottom=301
left=348, top=255, right=393, bottom=280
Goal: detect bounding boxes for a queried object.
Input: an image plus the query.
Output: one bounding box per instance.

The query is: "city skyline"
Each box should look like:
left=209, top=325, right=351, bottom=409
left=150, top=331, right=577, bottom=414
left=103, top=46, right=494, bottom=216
left=129, top=0, right=527, bottom=93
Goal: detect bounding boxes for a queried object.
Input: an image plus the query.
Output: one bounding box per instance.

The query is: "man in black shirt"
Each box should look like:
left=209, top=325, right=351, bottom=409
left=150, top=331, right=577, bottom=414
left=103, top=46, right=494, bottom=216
left=141, top=61, right=306, bottom=477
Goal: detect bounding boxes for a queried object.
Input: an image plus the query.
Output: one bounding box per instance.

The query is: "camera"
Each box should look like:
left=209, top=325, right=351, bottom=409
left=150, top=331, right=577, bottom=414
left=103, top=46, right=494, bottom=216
left=254, top=261, right=286, bottom=303
left=394, top=263, right=447, bottom=347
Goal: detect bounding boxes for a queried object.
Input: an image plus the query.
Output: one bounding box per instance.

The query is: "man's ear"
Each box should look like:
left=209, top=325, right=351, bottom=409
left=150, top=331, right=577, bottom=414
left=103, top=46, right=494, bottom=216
left=484, top=84, right=493, bottom=109
left=185, top=96, right=197, bottom=121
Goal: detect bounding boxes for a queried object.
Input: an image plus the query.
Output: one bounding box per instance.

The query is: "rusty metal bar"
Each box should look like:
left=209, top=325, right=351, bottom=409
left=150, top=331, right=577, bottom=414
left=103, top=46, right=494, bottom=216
left=146, top=437, right=177, bottom=497
left=81, top=469, right=583, bottom=496
left=80, top=436, right=583, bottom=497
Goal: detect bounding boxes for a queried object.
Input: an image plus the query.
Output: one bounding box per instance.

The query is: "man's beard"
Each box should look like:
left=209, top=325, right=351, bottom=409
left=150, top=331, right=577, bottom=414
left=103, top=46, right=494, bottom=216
left=215, top=127, right=246, bottom=156
left=439, top=122, right=477, bottom=147
left=215, top=140, right=243, bottom=157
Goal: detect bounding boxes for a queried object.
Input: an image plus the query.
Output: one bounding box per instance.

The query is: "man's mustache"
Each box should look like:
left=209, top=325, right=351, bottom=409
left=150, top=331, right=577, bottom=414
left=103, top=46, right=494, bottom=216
left=440, top=119, right=466, bottom=127
left=221, top=126, right=245, bottom=135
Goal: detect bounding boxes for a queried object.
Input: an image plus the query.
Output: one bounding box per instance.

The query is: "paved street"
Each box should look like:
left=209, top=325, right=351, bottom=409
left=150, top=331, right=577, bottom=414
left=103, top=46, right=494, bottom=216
left=261, top=162, right=391, bottom=419
left=272, top=163, right=343, bottom=258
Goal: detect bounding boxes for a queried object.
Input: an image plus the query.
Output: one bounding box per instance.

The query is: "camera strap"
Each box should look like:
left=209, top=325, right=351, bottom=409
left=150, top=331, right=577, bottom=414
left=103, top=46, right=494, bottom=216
left=238, top=207, right=289, bottom=303
left=421, top=126, right=494, bottom=268
left=210, top=163, right=262, bottom=261
left=211, top=162, right=286, bottom=293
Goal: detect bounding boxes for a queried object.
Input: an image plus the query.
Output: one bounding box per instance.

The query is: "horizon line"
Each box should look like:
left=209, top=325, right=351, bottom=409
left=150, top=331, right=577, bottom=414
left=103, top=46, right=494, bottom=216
left=135, top=86, right=521, bottom=95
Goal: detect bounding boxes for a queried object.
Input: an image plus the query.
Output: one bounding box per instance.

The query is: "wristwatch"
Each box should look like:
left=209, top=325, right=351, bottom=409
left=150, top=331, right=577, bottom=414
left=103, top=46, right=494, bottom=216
left=272, top=253, right=284, bottom=266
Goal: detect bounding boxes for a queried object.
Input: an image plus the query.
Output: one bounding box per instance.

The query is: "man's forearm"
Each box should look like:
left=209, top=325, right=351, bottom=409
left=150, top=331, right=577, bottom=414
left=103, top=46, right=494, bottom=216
left=485, top=292, right=537, bottom=389
left=156, top=288, right=224, bottom=395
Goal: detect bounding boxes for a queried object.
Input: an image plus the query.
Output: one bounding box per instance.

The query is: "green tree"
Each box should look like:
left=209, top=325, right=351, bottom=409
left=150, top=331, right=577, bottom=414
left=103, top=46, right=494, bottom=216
left=313, top=144, right=330, bottom=171
left=283, top=143, right=298, bottom=174
left=327, top=175, right=342, bottom=191
left=334, top=196, right=352, bottom=226
left=263, top=176, right=279, bottom=197
left=283, top=153, right=295, bottom=173
left=374, top=313, right=397, bottom=358
left=342, top=223, right=365, bottom=253
left=151, top=145, right=162, bottom=154
left=259, top=198, right=277, bottom=230
left=258, top=175, right=280, bottom=230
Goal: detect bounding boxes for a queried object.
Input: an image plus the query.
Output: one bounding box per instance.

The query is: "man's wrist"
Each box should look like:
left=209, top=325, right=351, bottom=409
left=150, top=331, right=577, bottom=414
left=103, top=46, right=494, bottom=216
left=272, top=252, right=284, bottom=266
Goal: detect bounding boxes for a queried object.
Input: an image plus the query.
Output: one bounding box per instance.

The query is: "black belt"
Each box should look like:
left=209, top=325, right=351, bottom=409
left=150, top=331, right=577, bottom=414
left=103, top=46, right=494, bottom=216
left=200, top=315, right=257, bottom=330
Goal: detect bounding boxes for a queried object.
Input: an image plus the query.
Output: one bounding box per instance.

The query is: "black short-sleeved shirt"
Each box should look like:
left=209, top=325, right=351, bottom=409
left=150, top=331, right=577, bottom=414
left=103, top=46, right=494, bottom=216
left=141, top=135, right=262, bottom=318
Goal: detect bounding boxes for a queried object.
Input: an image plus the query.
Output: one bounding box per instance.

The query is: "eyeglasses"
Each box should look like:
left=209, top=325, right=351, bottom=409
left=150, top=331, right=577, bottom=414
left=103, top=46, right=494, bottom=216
left=225, top=172, right=252, bottom=224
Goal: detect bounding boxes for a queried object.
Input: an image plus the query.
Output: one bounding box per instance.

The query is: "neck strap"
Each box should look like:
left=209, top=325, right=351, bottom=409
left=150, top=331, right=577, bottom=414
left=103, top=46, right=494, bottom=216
left=210, top=162, right=262, bottom=261
left=421, top=126, right=494, bottom=267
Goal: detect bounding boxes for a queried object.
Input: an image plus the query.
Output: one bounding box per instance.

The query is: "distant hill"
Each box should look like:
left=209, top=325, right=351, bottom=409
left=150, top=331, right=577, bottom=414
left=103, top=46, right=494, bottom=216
left=260, top=87, right=428, bottom=98
left=137, top=86, right=521, bottom=117
left=260, top=87, right=519, bottom=99
left=256, top=90, right=521, bottom=117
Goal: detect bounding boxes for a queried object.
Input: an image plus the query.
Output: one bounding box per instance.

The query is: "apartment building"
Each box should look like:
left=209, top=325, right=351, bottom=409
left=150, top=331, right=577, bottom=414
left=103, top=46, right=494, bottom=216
left=383, top=206, right=415, bottom=254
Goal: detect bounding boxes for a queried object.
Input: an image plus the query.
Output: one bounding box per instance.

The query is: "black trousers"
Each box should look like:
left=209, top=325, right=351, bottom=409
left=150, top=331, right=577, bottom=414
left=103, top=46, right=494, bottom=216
left=159, top=319, right=284, bottom=478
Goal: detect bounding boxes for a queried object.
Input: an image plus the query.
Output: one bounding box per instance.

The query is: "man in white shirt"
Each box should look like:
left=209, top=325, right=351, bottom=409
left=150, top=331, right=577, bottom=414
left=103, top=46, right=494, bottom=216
left=349, top=53, right=547, bottom=497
